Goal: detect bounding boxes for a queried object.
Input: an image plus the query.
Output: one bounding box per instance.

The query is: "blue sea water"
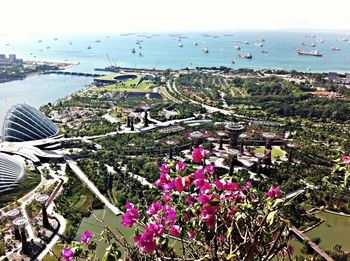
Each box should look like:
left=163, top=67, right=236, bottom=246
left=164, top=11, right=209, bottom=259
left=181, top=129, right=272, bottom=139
left=1, top=31, right=350, bottom=73
left=0, top=31, right=350, bottom=128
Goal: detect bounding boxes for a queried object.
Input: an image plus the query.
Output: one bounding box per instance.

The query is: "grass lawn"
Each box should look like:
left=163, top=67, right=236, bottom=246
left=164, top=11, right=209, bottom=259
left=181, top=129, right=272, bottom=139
left=254, top=146, right=285, bottom=160
left=43, top=244, right=64, bottom=261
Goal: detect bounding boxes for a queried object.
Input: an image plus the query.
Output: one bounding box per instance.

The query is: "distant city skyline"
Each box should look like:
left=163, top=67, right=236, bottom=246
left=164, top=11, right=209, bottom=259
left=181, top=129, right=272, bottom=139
left=2, top=0, right=350, bottom=34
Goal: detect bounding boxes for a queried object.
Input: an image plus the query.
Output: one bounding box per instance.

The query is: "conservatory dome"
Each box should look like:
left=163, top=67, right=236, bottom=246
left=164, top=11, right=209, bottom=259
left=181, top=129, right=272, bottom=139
left=0, top=153, right=25, bottom=193
left=2, top=104, right=58, bottom=142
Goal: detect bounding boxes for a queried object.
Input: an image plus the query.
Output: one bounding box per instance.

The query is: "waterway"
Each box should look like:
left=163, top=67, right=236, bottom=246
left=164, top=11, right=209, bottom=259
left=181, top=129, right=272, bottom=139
left=290, top=211, right=350, bottom=258
left=305, top=212, right=350, bottom=251
left=2, top=31, right=350, bottom=73
left=0, top=74, right=93, bottom=129
left=75, top=208, right=133, bottom=258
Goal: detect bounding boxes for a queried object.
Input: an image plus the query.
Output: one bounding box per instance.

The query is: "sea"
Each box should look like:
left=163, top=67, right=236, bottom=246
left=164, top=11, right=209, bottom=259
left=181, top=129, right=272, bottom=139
left=0, top=30, right=350, bottom=128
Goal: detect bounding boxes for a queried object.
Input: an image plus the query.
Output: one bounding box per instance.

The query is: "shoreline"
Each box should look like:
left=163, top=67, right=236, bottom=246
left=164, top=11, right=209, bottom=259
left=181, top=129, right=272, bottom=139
left=0, top=59, right=80, bottom=85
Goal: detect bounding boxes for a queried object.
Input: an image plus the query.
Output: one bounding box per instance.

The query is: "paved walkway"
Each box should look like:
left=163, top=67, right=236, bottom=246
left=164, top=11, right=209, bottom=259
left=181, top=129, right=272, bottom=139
left=67, top=160, right=122, bottom=216
left=291, top=226, right=334, bottom=261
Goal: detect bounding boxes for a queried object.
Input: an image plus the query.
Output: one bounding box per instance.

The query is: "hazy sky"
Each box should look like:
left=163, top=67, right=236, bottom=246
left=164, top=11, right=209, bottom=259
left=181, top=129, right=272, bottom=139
left=2, top=0, right=350, bottom=34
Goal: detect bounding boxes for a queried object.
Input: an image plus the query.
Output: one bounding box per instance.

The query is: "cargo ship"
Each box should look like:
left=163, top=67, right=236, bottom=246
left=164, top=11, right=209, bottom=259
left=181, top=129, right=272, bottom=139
left=297, top=50, right=322, bottom=57
left=238, top=53, right=252, bottom=59
left=331, top=47, right=341, bottom=51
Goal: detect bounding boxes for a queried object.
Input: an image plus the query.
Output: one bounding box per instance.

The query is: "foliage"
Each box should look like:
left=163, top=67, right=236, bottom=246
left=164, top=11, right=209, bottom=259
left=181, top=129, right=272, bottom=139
left=61, top=151, right=293, bottom=260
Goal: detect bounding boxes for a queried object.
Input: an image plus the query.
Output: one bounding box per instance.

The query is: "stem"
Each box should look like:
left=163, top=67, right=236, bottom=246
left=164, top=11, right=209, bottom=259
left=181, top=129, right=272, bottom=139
left=264, top=226, right=285, bottom=260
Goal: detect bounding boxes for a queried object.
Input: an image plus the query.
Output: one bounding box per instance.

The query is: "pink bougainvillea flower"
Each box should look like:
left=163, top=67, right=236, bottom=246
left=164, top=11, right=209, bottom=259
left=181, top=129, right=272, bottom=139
left=201, top=205, right=219, bottom=218
left=204, top=214, right=216, bottom=228
left=162, top=181, right=176, bottom=192
left=223, top=181, right=240, bottom=192
left=81, top=230, right=92, bottom=245
left=205, top=164, right=215, bottom=175
left=340, top=155, right=350, bottom=165
left=192, top=148, right=207, bottom=163
left=186, top=195, right=196, bottom=206
left=61, top=248, right=74, bottom=261
left=176, top=161, right=186, bottom=172
left=215, top=179, right=224, bottom=191
left=146, top=222, right=165, bottom=237
left=147, top=202, right=163, bottom=216
left=169, top=225, right=180, bottom=237
left=197, top=194, right=217, bottom=205
left=174, top=176, right=191, bottom=192
left=134, top=232, right=157, bottom=253
left=155, top=173, right=171, bottom=188
left=188, top=231, right=196, bottom=239
left=267, top=186, right=280, bottom=200
left=163, top=205, right=177, bottom=224
left=160, top=164, right=171, bottom=174
left=162, top=193, right=171, bottom=203
left=195, top=178, right=212, bottom=192
left=121, top=202, right=141, bottom=227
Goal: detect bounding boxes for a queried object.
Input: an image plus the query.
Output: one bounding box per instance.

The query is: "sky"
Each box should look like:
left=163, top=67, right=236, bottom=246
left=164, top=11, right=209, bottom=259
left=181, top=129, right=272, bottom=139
left=2, top=0, right=350, bottom=34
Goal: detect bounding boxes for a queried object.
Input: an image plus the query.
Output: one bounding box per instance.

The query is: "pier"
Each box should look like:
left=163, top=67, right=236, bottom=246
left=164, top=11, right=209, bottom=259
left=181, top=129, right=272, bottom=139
left=43, top=71, right=105, bottom=77
left=291, top=226, right=334, bottom=261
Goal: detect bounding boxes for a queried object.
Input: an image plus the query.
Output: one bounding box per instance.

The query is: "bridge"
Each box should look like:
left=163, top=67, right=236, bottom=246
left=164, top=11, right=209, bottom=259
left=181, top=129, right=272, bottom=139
left=43, top=71, right=105, bottom=77
left=66, top=159, right=122, bottom=216
left=291, top=226, right=334, bottom=261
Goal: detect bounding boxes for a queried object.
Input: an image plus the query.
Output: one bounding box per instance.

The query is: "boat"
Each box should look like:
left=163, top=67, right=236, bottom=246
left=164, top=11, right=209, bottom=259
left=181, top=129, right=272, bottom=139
left=96, top=40, right=101, bottom=43
left=178, top=42, right=183, bottom=47
left=69, top=42, right=72, bottom=45
left=139, top=52, right=144, bottom=57
left=202, top=48, right=209, bottom=53
left=53, top=38, right=58, bottom=41
left=231, top=60, right=235, bottom=64
left=243, top=41, right=249, bottom=45
left=238, top=53, right=252, bottom=59
left=131, top=48, right=136, bottom=53
left=38, top=40, right=43, bottom=43
left=87, top=46, right=92, bottom=49
left=310, top=43, right=316, bottom=47
left=331, top=47, right=341, bottom=51
left=46, top=46, right=50, bottom=49
left=261, top=50, right=268, bottom=54
left=233, top=46, right=241, bottom=50
left=194, top=41, right=198, bottom=46
left=255, top=42, right=263, bottom=47
left=297, top=50, right=322, bottom=57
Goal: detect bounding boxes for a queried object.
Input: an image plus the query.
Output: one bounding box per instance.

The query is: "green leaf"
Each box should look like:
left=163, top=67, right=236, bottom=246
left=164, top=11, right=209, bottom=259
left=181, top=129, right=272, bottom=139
left=226, top=253, right=236, bottom=260
left=345, top=173, right=350, bottom=186
left=266, top=210, right=277, bottom=226
left=209, top=198, right=220, bottom=206
left=272, top=198, right=284, bottom=208
left=226, top=227, right=232, bottom=238
left=102, top=244, right=121, bottom=261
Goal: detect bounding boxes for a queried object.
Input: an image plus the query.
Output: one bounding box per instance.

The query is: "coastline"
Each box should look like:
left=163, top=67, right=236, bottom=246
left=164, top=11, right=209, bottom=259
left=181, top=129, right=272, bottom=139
left=0, top=60, right=80, bottom=85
